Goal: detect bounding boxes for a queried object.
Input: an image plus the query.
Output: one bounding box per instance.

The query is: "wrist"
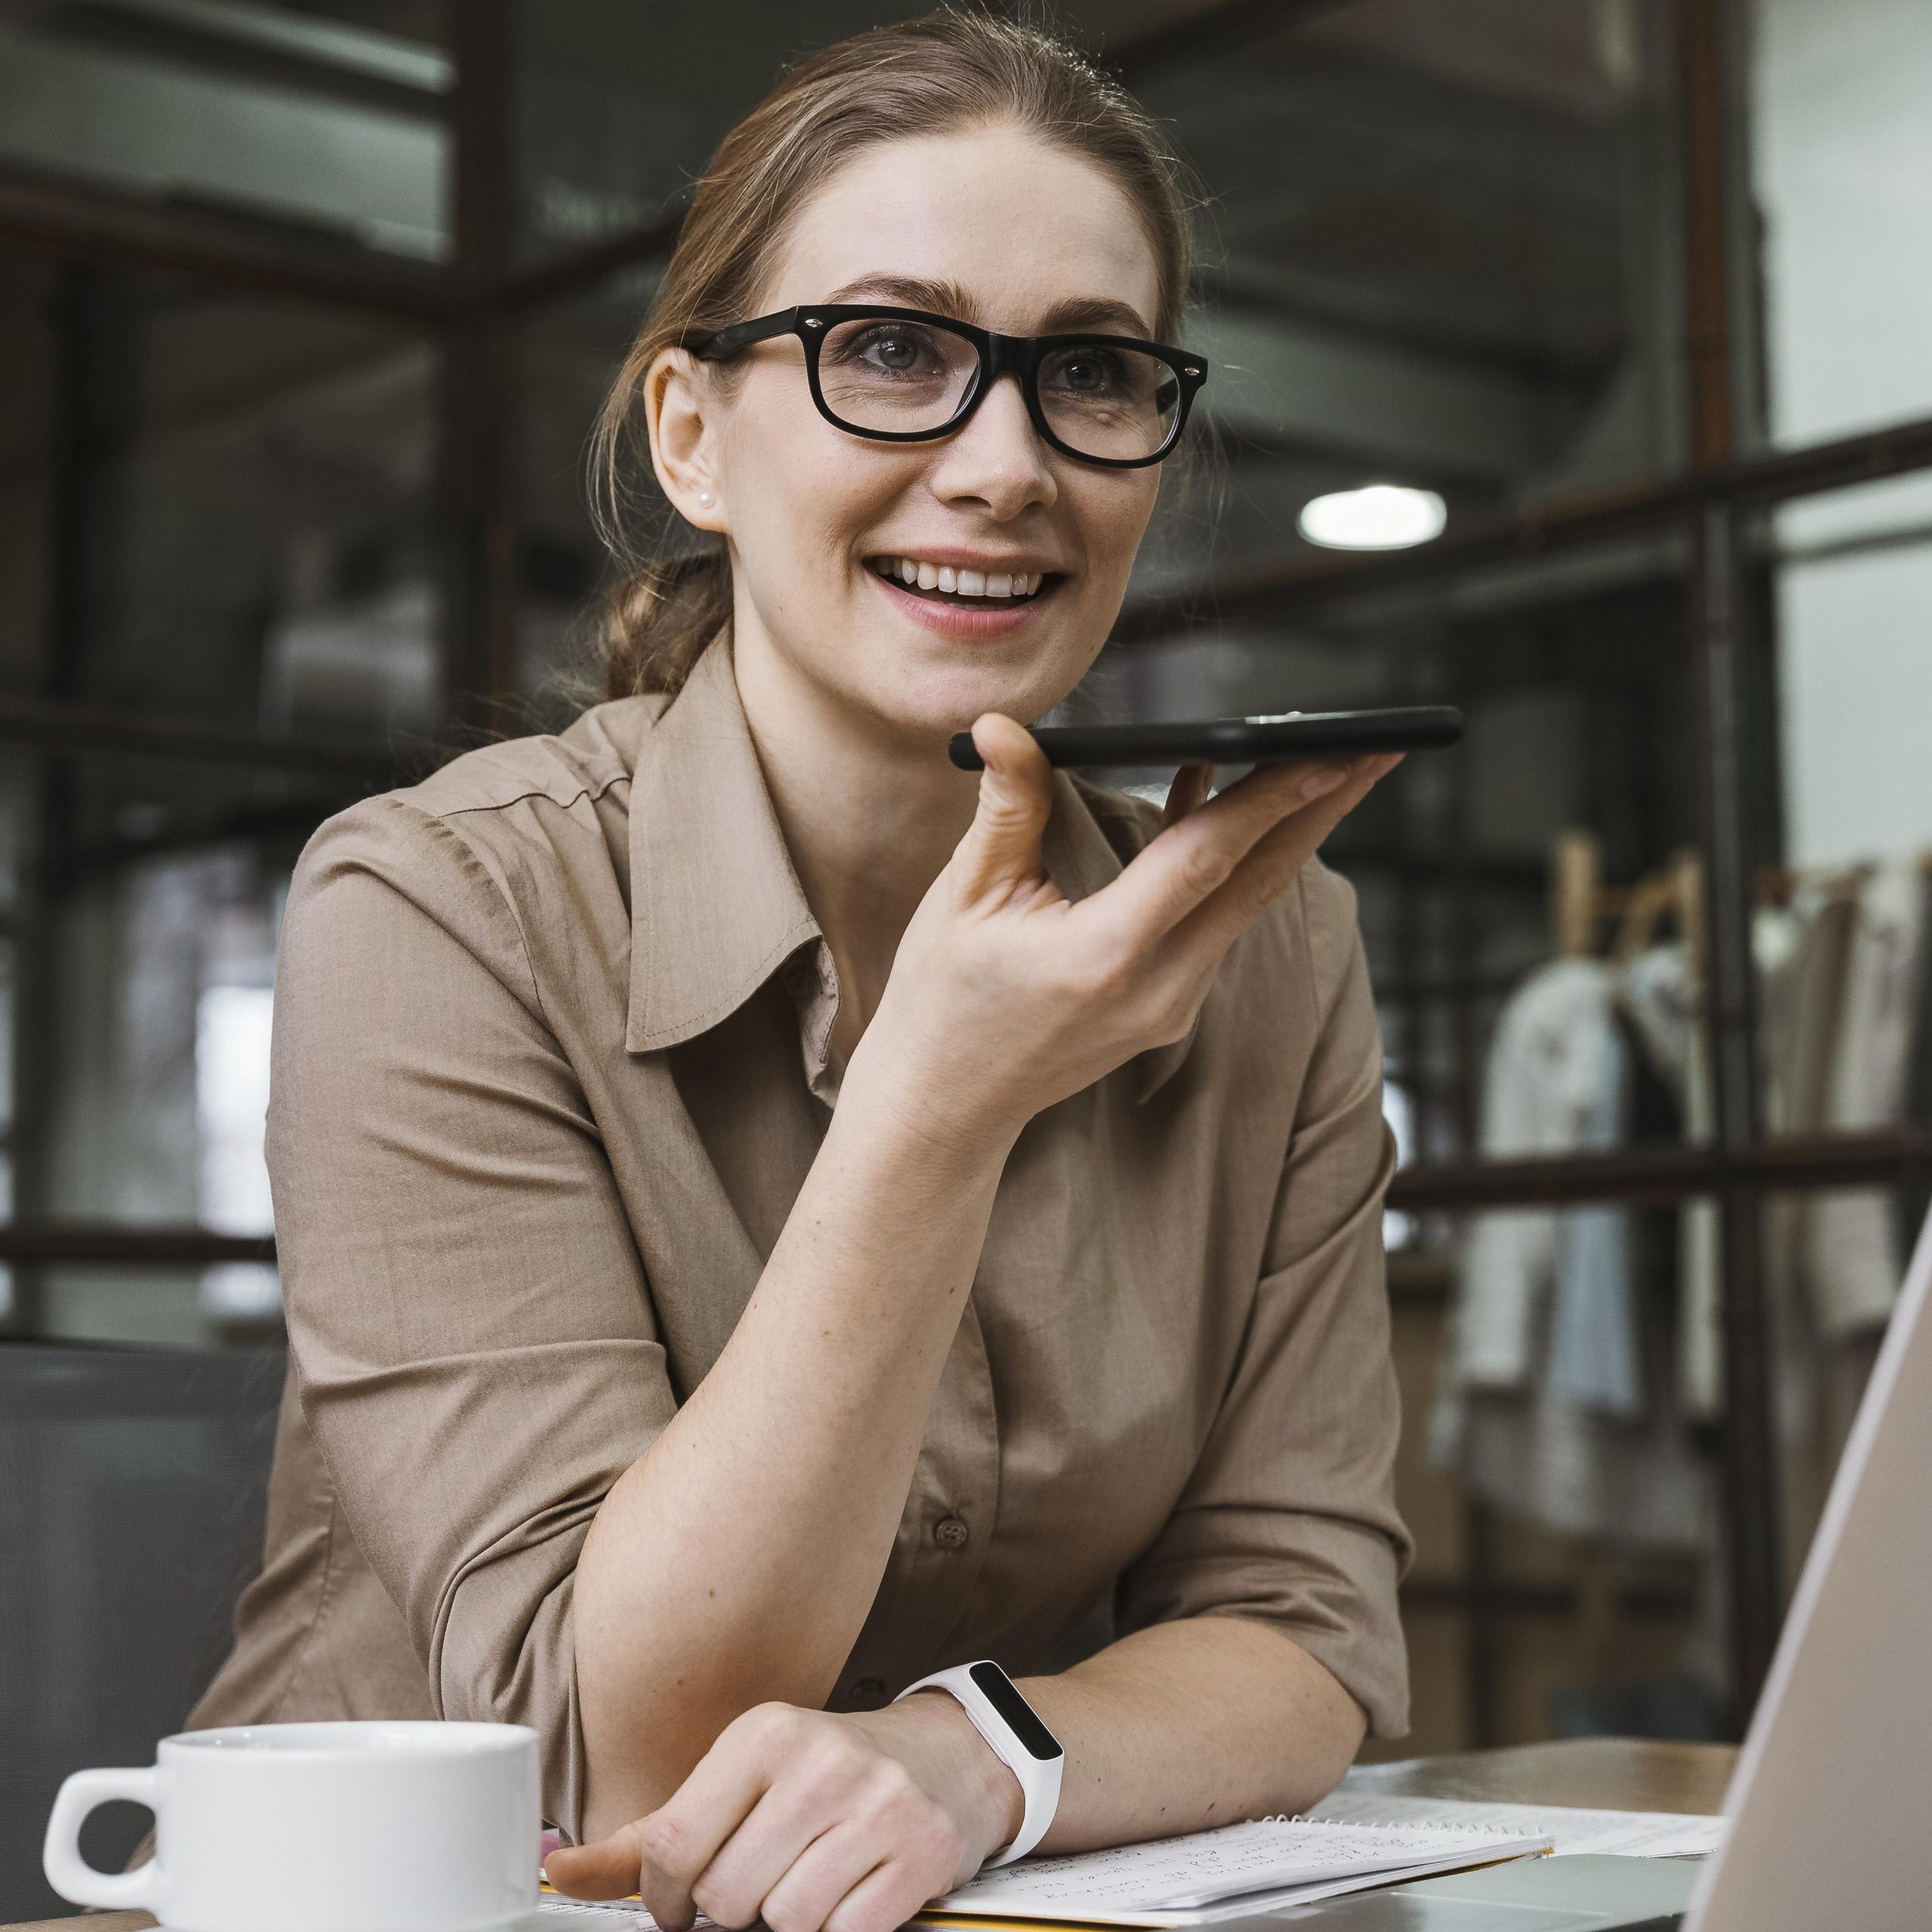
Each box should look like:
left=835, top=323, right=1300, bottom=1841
left=882, top=1690, right=1026, bottom=1866
left=835, top=1043, right=1025, bottom=1180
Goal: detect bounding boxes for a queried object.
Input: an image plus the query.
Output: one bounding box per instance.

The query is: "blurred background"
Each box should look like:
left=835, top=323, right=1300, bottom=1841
left=3, top=0, right=1931, bottom=1914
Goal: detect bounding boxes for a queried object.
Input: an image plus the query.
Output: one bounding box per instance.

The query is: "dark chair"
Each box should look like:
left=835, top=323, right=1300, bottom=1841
left=0, top=1342, right=284, bottom=1921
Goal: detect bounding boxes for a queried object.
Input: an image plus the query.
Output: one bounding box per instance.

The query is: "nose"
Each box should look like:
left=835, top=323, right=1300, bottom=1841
left=926, top=371, right=1058, bottom=518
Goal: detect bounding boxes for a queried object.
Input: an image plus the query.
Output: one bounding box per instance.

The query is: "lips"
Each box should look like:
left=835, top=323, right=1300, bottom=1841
left=865, top=557, right=1062, bottom=638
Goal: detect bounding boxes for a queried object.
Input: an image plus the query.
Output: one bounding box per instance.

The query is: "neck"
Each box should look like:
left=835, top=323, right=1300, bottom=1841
left=731, top=623, right=981, bottom=1054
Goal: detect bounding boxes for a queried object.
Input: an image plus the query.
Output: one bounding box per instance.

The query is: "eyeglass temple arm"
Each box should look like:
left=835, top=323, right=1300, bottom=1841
left=691, top=308, right=803, bottom=361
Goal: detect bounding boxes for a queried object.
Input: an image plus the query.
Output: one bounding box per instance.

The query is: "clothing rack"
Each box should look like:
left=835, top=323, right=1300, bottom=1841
left=1549, top=830, right=1703, bottom=970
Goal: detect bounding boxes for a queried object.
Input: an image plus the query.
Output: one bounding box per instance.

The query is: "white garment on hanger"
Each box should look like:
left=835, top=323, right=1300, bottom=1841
left=1447, top=958, right=1640, bottom=1413
left=1620, top=941, right=1724, bottom=1420
left=1619, top=909, right=1805, bottom=1419
left=1803, top=860, right=1925, bottom=1337
left=1432, top=958, right=1710, bottom=1552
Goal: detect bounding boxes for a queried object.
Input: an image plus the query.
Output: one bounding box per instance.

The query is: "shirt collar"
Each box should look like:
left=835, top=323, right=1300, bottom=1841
left=626, top=639, right=821, bottom=1054
left=624, top=639, right=1198, bottom=1098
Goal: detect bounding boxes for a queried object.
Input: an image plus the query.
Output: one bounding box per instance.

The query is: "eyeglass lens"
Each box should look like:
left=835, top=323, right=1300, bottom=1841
left=817, top=317, right=1180, bottom=462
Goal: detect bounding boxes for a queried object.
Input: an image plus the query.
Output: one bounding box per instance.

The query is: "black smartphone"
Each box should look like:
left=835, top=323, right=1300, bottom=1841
left=947, top=704, right=1464, bottom=771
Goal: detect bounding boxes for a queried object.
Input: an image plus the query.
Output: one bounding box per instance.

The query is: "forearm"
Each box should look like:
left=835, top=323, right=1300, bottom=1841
left=575, top=1078, right=1013, bottom=1837
left=1018, top=1619, right=1366, bottom=1854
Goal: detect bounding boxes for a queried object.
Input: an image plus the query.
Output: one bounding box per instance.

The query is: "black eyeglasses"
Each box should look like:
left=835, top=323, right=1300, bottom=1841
left=688, top=304, right=1208, bottom=469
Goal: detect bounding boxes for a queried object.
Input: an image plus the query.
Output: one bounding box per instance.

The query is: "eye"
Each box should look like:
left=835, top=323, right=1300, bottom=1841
left=1060, top=352, right=1115, bottom=391
left=868, top=329, right=921, bottom=370
left=835, top=322, right=949, bottom=377
left=1046, top=344, right=1138, bottom=399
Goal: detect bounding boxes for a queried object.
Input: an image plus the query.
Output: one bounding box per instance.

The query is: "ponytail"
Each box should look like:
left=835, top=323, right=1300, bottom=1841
left=596, top=549, right=733, bottom=700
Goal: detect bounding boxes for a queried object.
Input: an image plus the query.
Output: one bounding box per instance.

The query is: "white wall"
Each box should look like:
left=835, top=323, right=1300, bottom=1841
left=1754, top=0, right=1932, bottom=866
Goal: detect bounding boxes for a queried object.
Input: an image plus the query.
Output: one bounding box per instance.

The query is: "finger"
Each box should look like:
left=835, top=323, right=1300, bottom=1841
left=1167, top=752, right=1394, bottom=965
left=1160, top=762, right=1216, bottom=830
left=544, top=1823, right=646, bottom=1902
left=824, top=1855, right=949, bottom=1932
left=1091, top=757, right=1360, bottom=943
left=754, top=1821, right=888, bottom=1932
left=949, top=714, right=1056, bottom=903
left=687, top=1768, right=865, bottom=1930
left=632, top=1720, right=789, bottom=1929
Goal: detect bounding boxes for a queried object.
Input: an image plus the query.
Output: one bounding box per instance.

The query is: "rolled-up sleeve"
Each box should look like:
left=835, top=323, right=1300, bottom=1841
left=1114, top=869, right=1413, bottom=1737
left=266, top=796, right=675, bottom=1834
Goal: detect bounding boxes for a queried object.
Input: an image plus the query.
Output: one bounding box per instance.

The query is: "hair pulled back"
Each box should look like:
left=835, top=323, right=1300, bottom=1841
left=589, top=8, right=1193, bottom=700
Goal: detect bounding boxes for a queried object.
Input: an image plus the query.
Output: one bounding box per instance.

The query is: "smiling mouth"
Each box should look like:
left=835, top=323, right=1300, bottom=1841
left=866, top=555, right=1060, bottom=605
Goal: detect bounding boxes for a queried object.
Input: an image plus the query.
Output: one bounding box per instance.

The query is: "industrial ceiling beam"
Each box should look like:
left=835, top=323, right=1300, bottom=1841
left=0, top=164, right=457, bottom=319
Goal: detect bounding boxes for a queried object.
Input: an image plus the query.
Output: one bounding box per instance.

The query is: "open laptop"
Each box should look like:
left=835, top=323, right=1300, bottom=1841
left=1238, top=1200, right=1932, bottom=1931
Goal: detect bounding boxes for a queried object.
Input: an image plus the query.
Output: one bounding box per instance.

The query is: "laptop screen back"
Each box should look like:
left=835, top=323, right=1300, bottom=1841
left=1690, top=1205, right=1932, bottom=1932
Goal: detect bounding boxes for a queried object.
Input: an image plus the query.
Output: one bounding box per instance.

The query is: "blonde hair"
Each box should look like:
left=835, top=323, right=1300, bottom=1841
left=589, top=7, right=1194, bottom=700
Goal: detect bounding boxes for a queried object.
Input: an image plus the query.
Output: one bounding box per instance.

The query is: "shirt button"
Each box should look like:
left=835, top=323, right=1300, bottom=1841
left=934, top=1515, right=971, bottom=1551
left=848, top=1676, right=887, bottom=1706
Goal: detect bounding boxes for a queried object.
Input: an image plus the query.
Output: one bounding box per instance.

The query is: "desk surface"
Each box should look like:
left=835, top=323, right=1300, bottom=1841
left=1346, top=1736, right=1737, bottom=1816
left=7, top=1737, right=1738, bottom=1932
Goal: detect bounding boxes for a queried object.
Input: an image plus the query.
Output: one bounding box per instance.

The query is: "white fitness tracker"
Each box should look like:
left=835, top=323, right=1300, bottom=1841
left=895, top=1660, right=1063, bottom=1866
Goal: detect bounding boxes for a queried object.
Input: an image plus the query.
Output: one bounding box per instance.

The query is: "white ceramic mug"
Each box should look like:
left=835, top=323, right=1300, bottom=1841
left=43, top=1720, right=540, bottom=1932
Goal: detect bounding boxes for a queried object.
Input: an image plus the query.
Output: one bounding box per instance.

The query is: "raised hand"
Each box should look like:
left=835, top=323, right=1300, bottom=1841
left=853, top=712, right=1397, bottom=1152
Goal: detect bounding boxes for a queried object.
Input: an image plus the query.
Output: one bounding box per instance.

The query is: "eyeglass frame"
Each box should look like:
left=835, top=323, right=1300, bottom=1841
left=687, top=304, right=1210, bottom=469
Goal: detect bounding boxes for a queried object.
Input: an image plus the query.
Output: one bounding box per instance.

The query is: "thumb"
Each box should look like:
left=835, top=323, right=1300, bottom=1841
left=543, top=1824, right=643, bottom=1901
left=952, top=713, right=1054, bottom=900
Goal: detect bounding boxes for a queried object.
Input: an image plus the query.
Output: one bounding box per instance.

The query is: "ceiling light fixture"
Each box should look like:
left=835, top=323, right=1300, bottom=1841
left=1297, top=484, right=1447, bottom=551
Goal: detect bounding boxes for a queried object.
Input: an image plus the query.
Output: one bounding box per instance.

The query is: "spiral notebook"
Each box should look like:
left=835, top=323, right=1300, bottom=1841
left=916, top=1814, right=1552, bottom=1927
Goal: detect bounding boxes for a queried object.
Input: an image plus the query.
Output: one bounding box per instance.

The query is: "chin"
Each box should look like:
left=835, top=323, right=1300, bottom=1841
left=861, top=648, right=1084, bottom=746
left=849, top=615, right=1099, bottom=742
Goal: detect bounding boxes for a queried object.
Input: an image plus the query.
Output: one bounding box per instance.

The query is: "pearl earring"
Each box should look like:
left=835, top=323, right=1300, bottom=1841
left=697, top=491, right=715, bottom=507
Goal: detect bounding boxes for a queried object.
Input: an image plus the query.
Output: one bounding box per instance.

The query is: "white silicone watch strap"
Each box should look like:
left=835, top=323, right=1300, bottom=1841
left=895, top=1663, right=1063, bottom=1866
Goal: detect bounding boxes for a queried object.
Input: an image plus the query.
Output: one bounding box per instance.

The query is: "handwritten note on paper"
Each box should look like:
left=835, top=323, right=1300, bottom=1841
left=1310, top=1792, right=1727, bottom=1860
left=933, top=1816, right=1546, bottom=1919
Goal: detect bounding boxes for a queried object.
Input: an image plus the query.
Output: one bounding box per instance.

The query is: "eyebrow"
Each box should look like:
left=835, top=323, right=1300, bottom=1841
left=819, top=274, right=1156, bottom=340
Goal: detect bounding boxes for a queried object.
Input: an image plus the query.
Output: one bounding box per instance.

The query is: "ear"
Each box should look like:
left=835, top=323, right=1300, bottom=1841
left=644, top=347, right=727, bottom=534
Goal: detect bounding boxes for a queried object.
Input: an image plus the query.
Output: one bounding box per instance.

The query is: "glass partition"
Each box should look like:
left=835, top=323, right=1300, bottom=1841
left=1750, top=0, right=1932, bottom=448
left=0, top=1, right=449, bottom=259
left=0, top=746, right=367, bottom=1343
left=1122, top=0, right=1686, bottom=542
left=511, top=1, right=933, bottom=266
left=0, top=260, right=441, bottom=742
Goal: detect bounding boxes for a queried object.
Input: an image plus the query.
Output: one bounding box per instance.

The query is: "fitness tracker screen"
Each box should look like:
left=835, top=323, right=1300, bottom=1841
left=969, top=1661, right=1063, bottom=1761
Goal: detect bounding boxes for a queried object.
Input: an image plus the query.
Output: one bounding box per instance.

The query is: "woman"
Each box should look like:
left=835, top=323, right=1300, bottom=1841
left=189, top=14, right=1412, bottom=1932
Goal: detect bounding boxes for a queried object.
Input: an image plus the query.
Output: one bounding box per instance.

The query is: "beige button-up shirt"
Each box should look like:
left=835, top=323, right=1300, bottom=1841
left=189, top=641, right=1411, bottom=1835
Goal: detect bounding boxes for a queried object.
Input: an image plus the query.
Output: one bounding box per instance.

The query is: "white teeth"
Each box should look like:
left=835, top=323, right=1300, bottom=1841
left=879, top=557, right=1044, bottom=598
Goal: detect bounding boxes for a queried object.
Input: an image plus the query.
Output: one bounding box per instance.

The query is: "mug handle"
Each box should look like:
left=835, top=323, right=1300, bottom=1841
left=42, top=1767, right=164, bottom=1912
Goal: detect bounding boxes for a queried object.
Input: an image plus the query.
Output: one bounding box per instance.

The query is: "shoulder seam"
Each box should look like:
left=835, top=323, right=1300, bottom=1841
left=411, top=758, right=631, bottom=828
left=372, top=794, right=560, bottom=1038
